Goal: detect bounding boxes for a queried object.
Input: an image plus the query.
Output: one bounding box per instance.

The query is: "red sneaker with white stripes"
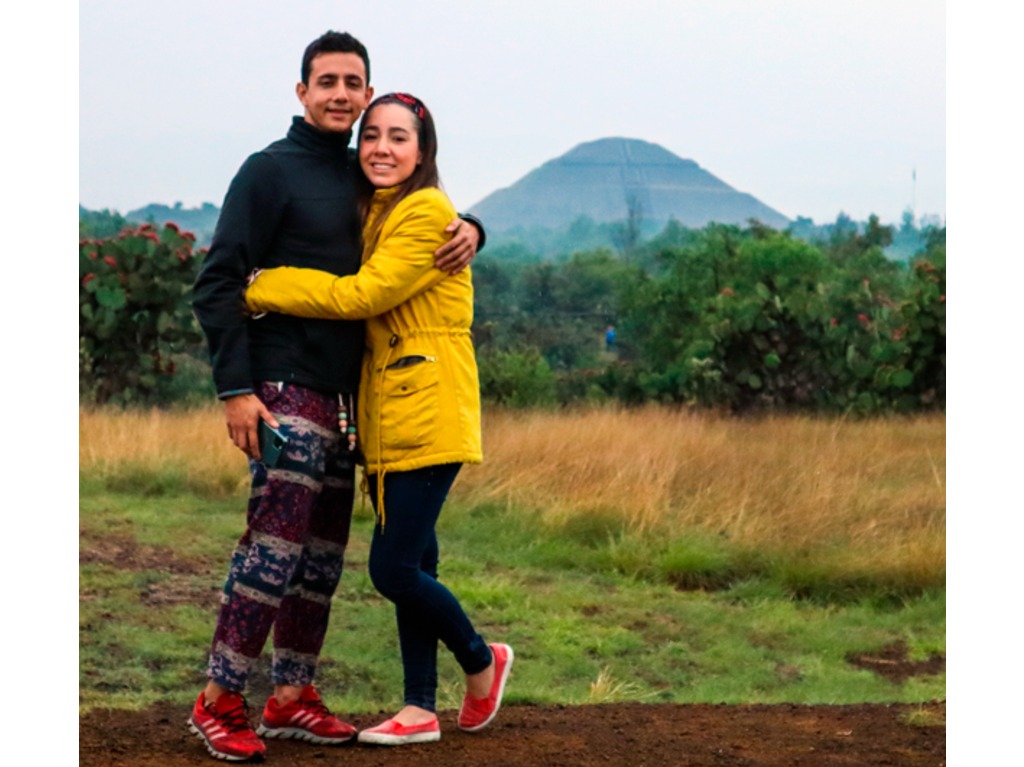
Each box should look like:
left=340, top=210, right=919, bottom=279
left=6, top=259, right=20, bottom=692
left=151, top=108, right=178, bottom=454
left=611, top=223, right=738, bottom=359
left=256, top=686, right=357, bottom=745
left=187, top=691, right=266, bottom=762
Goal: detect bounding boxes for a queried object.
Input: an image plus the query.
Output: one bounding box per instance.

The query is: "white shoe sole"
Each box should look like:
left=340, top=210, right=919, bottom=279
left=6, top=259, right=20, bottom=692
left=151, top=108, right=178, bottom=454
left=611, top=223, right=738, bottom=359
left=255, top=723, right=355, bottom=745
left=357, top=729, right=441, bottom=746
left=187, top=718, right=263, bottom=762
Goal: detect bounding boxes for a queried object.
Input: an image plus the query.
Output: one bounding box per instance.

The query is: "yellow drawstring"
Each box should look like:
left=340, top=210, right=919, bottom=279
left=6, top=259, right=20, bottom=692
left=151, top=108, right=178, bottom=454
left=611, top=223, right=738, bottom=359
left=358, top=470, right=370, bottom=514
left=374, top=335, right=398, bottom=530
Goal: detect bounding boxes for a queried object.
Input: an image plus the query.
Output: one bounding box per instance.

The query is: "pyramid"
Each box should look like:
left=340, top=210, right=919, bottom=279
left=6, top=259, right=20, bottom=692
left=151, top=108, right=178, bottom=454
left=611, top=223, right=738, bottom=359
left=468, top=137, right=789, bottom=231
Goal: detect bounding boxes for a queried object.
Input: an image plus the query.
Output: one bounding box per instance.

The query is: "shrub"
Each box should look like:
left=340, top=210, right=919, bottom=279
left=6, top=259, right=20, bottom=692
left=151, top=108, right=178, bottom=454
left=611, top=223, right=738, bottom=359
left=80, top=223, right=205, bottom=404
left=478, top=348, right=558, bottom=408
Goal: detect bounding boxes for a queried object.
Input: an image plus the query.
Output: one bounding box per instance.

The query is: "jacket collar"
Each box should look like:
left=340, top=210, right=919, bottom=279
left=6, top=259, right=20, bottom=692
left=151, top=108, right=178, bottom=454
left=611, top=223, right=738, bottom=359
left=372, top=186, right=402, bottom=202
left=287, top=116, right=353, bottom=162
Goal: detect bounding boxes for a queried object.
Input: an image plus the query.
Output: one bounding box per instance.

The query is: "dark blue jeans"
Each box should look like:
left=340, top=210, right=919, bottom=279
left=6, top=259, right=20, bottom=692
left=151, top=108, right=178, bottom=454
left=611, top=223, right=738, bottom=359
left=367, top=463, right=492, bottom=712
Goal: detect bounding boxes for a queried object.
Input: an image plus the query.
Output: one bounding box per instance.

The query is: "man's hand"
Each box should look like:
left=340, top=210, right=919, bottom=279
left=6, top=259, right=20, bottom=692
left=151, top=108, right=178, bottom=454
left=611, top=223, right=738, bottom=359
left=223, top=393, right=279, bottom=460
left=434, top=218, right=480, bottom=275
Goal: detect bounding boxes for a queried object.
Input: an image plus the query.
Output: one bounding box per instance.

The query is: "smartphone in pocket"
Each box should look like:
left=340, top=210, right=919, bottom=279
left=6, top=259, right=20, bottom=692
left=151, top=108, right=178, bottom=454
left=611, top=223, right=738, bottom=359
left=258, top=420, right=288, bottom=468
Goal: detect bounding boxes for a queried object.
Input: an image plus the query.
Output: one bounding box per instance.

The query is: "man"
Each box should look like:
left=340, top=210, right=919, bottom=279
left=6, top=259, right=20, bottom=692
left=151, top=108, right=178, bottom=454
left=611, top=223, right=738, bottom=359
left=189, top=31, right=483, bottom=762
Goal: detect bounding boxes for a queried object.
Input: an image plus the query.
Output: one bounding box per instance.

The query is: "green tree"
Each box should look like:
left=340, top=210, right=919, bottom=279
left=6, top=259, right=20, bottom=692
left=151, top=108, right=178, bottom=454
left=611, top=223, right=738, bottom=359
left=615, top=221, right=941, bottom=413
left=827, top=213, right=894, bottom=263
left=611, top=191, right=644, bottom=256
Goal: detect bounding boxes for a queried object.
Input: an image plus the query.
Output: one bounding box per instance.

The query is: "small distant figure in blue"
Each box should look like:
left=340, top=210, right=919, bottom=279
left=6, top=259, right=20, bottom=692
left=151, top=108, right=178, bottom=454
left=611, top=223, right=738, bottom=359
left=605, top=325, right=616, bottom=351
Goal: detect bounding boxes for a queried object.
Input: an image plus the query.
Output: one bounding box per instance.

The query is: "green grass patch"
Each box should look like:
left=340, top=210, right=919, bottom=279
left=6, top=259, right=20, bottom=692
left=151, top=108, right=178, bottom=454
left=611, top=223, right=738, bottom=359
left=80, top=487, right=945, bottom=713
left=80, top=457, right=244, bottom=499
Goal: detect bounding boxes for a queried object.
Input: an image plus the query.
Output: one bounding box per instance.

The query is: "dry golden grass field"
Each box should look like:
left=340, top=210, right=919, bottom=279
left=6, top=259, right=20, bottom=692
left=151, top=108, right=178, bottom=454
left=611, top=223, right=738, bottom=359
left=80, top=405, right=945, bottom=586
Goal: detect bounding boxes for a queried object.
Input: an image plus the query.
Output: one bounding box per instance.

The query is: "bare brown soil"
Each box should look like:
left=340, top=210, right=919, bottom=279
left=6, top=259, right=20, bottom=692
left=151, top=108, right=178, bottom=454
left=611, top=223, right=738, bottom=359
left=80, top=700, right=944, bottom=767
left=80, top=529, right=944, bottom=766
left=846, top=642, right=946, bottom=684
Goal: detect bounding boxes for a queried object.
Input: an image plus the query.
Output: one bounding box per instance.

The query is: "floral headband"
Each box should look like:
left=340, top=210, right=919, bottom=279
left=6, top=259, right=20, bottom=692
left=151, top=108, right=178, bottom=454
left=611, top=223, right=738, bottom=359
left=376, top=92, right=427, bottom=120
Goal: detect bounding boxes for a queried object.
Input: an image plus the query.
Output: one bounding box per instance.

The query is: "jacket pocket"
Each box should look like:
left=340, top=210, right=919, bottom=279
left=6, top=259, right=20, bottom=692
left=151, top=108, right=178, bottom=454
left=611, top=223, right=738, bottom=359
left=378, top=355, right=440, bottom=451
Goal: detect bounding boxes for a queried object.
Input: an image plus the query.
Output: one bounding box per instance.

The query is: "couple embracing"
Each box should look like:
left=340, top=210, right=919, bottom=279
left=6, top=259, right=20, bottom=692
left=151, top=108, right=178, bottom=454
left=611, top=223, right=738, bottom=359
left=190, top=30, right=512, bottom=762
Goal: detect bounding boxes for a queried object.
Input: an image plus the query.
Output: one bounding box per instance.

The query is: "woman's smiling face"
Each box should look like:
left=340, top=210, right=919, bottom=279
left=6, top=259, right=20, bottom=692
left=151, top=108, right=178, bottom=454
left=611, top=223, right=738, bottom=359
left=358, top=103, right=422, bottom=188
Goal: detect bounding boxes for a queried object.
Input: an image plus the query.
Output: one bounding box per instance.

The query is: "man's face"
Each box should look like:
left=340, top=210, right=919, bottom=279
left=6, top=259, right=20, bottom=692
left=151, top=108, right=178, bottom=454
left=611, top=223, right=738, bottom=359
left=296, top=52, right=373, bottom=134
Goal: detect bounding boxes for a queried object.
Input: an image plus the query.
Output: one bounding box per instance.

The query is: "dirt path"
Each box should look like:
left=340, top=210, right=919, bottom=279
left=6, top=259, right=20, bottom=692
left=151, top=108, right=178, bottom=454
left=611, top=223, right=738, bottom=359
left=80, top=701, right=944, bottom=766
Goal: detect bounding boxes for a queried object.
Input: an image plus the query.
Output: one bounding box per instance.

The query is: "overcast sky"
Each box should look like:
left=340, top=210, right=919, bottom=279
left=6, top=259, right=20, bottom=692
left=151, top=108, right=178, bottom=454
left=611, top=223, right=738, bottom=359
left=80, top=0, right=945, bottom=225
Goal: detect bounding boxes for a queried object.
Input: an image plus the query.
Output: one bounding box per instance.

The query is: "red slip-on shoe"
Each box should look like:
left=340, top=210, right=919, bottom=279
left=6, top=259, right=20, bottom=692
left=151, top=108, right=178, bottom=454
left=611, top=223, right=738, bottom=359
left=256, top=685, right=356, bottom=745
left=458, top=643, right=514, bottom=732
left=187, top=691, right=267, bottom=762
left=357, top=716, right=441, bottom=745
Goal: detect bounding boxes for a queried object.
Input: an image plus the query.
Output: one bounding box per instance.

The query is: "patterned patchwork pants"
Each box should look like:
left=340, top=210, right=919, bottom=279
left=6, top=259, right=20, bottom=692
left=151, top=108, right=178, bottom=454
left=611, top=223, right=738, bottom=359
left=207, top=382, right=355, bottom=692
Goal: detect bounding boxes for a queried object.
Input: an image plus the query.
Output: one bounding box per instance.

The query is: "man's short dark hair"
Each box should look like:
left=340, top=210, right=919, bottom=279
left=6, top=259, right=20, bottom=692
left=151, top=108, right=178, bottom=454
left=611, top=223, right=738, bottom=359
left=301, top=31, right=370, bottom=85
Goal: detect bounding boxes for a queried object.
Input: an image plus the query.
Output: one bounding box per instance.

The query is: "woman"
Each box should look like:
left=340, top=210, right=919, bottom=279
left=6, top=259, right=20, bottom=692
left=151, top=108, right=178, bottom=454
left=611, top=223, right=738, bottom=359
left=245, top=92, right=512, bottom=746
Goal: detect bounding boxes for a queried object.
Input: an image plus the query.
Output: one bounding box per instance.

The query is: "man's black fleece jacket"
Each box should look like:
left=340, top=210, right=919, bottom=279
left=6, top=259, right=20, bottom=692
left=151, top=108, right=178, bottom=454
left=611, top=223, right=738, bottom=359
left=193, top=117, right=370, bottom=397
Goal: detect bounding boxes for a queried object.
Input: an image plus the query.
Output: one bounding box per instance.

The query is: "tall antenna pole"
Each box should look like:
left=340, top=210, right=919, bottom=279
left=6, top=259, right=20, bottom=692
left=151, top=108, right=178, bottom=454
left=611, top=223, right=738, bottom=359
left=912, top=165, right=917, bottom=223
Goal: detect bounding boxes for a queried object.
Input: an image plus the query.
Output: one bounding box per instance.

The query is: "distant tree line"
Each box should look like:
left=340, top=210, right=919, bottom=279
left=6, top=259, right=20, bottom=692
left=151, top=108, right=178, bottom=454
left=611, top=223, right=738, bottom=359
left=80, top=203, right=219, bottom=246
left=477, top=207, right=940, bottom=262
left=79, top=209, right=944, bottom=414
left=79, top=206, right=129, bottom=240
left=80, top=203, right=941, bottom=261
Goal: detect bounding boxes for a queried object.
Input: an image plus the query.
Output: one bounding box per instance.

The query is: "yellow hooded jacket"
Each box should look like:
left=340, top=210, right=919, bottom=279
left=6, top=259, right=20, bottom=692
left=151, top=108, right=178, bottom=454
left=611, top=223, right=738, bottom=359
left=245, top=186, right=482, bottom=478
